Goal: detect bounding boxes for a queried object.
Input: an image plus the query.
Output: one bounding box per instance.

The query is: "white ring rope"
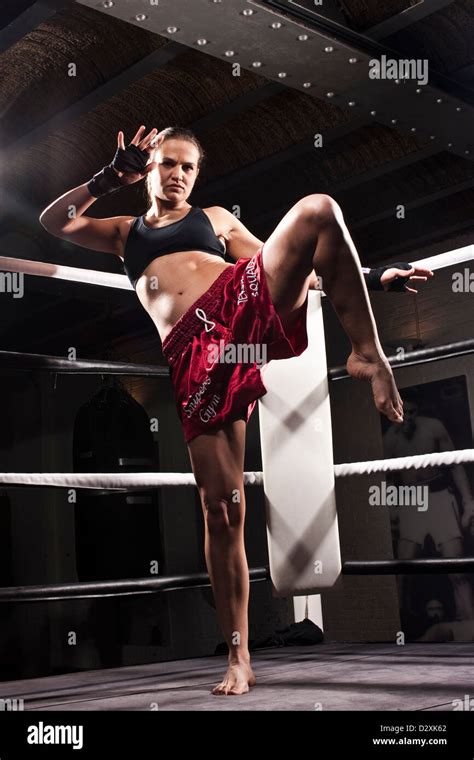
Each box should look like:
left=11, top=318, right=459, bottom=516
left=0, top=256, right=133, bottom=290
left=1, top=449, right=473, bottom=489
left=0, top=471, right=263, bottom=489
left=334, top=448, right=474, bottom=477
left=1, top=244, right=473, bottom=293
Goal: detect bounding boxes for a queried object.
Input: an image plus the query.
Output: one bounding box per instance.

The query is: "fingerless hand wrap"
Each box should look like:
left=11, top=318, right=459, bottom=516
left=366, top=262, right=413, bottom=292
left=87, top=144, right=150, bottom=198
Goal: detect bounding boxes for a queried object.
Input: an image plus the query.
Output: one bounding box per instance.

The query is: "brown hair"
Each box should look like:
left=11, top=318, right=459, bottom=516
left=145, top=127, right=205, bottom=205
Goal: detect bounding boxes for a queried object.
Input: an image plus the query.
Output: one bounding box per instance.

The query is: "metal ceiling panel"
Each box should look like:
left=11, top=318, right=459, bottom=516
left=76, top=0, right=473, bottom=158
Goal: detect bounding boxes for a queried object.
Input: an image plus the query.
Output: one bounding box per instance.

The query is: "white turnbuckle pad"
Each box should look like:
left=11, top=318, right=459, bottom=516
left=258, top=290, right=341, bottom=596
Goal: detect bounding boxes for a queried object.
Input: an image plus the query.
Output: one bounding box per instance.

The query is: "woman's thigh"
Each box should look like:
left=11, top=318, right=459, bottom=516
left=187, top=418, right=247, bottom=512
left=262, top=193, right=335, bottom=330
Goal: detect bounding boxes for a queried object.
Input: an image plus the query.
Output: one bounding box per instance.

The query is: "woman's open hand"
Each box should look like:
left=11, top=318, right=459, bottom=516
left=113, top=125, right=165, bottom=185
left=381, top=265, right=434, bottom=294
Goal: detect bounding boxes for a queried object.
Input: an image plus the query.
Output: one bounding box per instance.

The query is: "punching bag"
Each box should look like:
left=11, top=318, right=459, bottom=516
left=73, top=376, right=162, bottom=581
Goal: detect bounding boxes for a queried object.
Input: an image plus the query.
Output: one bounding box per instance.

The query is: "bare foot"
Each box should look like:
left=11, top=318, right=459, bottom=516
left=212, top=660, right=256, bottom=696
left=346, top=350, right=403, bottom=423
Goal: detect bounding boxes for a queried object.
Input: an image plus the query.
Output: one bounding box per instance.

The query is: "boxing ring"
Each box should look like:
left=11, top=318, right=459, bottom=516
left=1, top=251, right=474, bottom=710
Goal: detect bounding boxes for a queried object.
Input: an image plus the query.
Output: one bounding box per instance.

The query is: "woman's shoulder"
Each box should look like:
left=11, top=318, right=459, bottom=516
left=202, top=205, right=231, bottom=219
left=117, top=215, right=142, bottom=236
left=117, top=215, right=140, bottom=230
left=201, top=205, right=234, bottom=234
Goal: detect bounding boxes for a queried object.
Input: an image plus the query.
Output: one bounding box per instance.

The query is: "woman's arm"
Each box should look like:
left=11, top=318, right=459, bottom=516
left=309, top=264, right=433, bottom=292
left=39, top=125, right=161, bottom=256
left=215, top=208, right=264, bottom=260
left=361, top=264, right=433, bottom=293
left=39, top=184, right=125, bottom=255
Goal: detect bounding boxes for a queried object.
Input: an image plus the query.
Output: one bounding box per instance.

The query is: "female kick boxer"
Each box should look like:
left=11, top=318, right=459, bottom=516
left=40, top=125, right=432, bottom=695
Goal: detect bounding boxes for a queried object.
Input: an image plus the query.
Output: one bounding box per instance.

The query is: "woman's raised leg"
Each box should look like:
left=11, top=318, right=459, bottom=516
left=262, top=193, right=403, bottom=423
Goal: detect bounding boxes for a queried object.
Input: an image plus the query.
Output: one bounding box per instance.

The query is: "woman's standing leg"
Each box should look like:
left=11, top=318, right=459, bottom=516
left=187, top=418, right=255, bottom=695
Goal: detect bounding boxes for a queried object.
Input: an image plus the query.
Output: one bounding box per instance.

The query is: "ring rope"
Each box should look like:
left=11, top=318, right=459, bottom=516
left=334, top=448, right=474, bottom=477
left=0, top=256, right=132, bottom=290
left=0, top=472, right=262, bottom=489
left=1, top=449, right=473, bottom=489
left=2, top=245, right=473, bottom=292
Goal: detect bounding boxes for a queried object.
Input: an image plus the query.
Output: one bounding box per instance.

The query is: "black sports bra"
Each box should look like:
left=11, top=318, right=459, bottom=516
left=123, top=206, right=226, bottom=288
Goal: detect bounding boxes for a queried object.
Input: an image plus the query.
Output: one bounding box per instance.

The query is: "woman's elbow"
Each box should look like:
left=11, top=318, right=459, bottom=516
left=39, top=211, right=64, bottom=236
left=39, top=210, right=54, bottom=232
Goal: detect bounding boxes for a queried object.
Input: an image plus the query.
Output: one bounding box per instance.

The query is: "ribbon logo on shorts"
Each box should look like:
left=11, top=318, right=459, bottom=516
left=195, top=308, right=215, bottom=333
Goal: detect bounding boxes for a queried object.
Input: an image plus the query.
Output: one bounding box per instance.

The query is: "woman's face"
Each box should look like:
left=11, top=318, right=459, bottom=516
left=150, top=138, right=200, bottom=202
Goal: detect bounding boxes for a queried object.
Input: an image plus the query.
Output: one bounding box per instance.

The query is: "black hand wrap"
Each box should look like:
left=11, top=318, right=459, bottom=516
left=113, top=144, right=150, bottom=173
left=366, top=262, right=413, bottom=292
left=87, top=144, right=151, bottom=198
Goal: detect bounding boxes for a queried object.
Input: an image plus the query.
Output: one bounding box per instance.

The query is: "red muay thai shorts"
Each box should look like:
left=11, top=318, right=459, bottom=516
left=161, top=246, right=309, bottom=443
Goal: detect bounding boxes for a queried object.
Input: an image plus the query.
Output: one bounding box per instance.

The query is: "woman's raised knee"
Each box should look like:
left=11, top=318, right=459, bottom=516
left=298, top=193, right=341, bottom=229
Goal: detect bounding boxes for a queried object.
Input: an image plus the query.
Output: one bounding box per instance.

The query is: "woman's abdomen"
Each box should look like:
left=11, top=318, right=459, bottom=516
left=135, top=252, right=234, bottom=343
